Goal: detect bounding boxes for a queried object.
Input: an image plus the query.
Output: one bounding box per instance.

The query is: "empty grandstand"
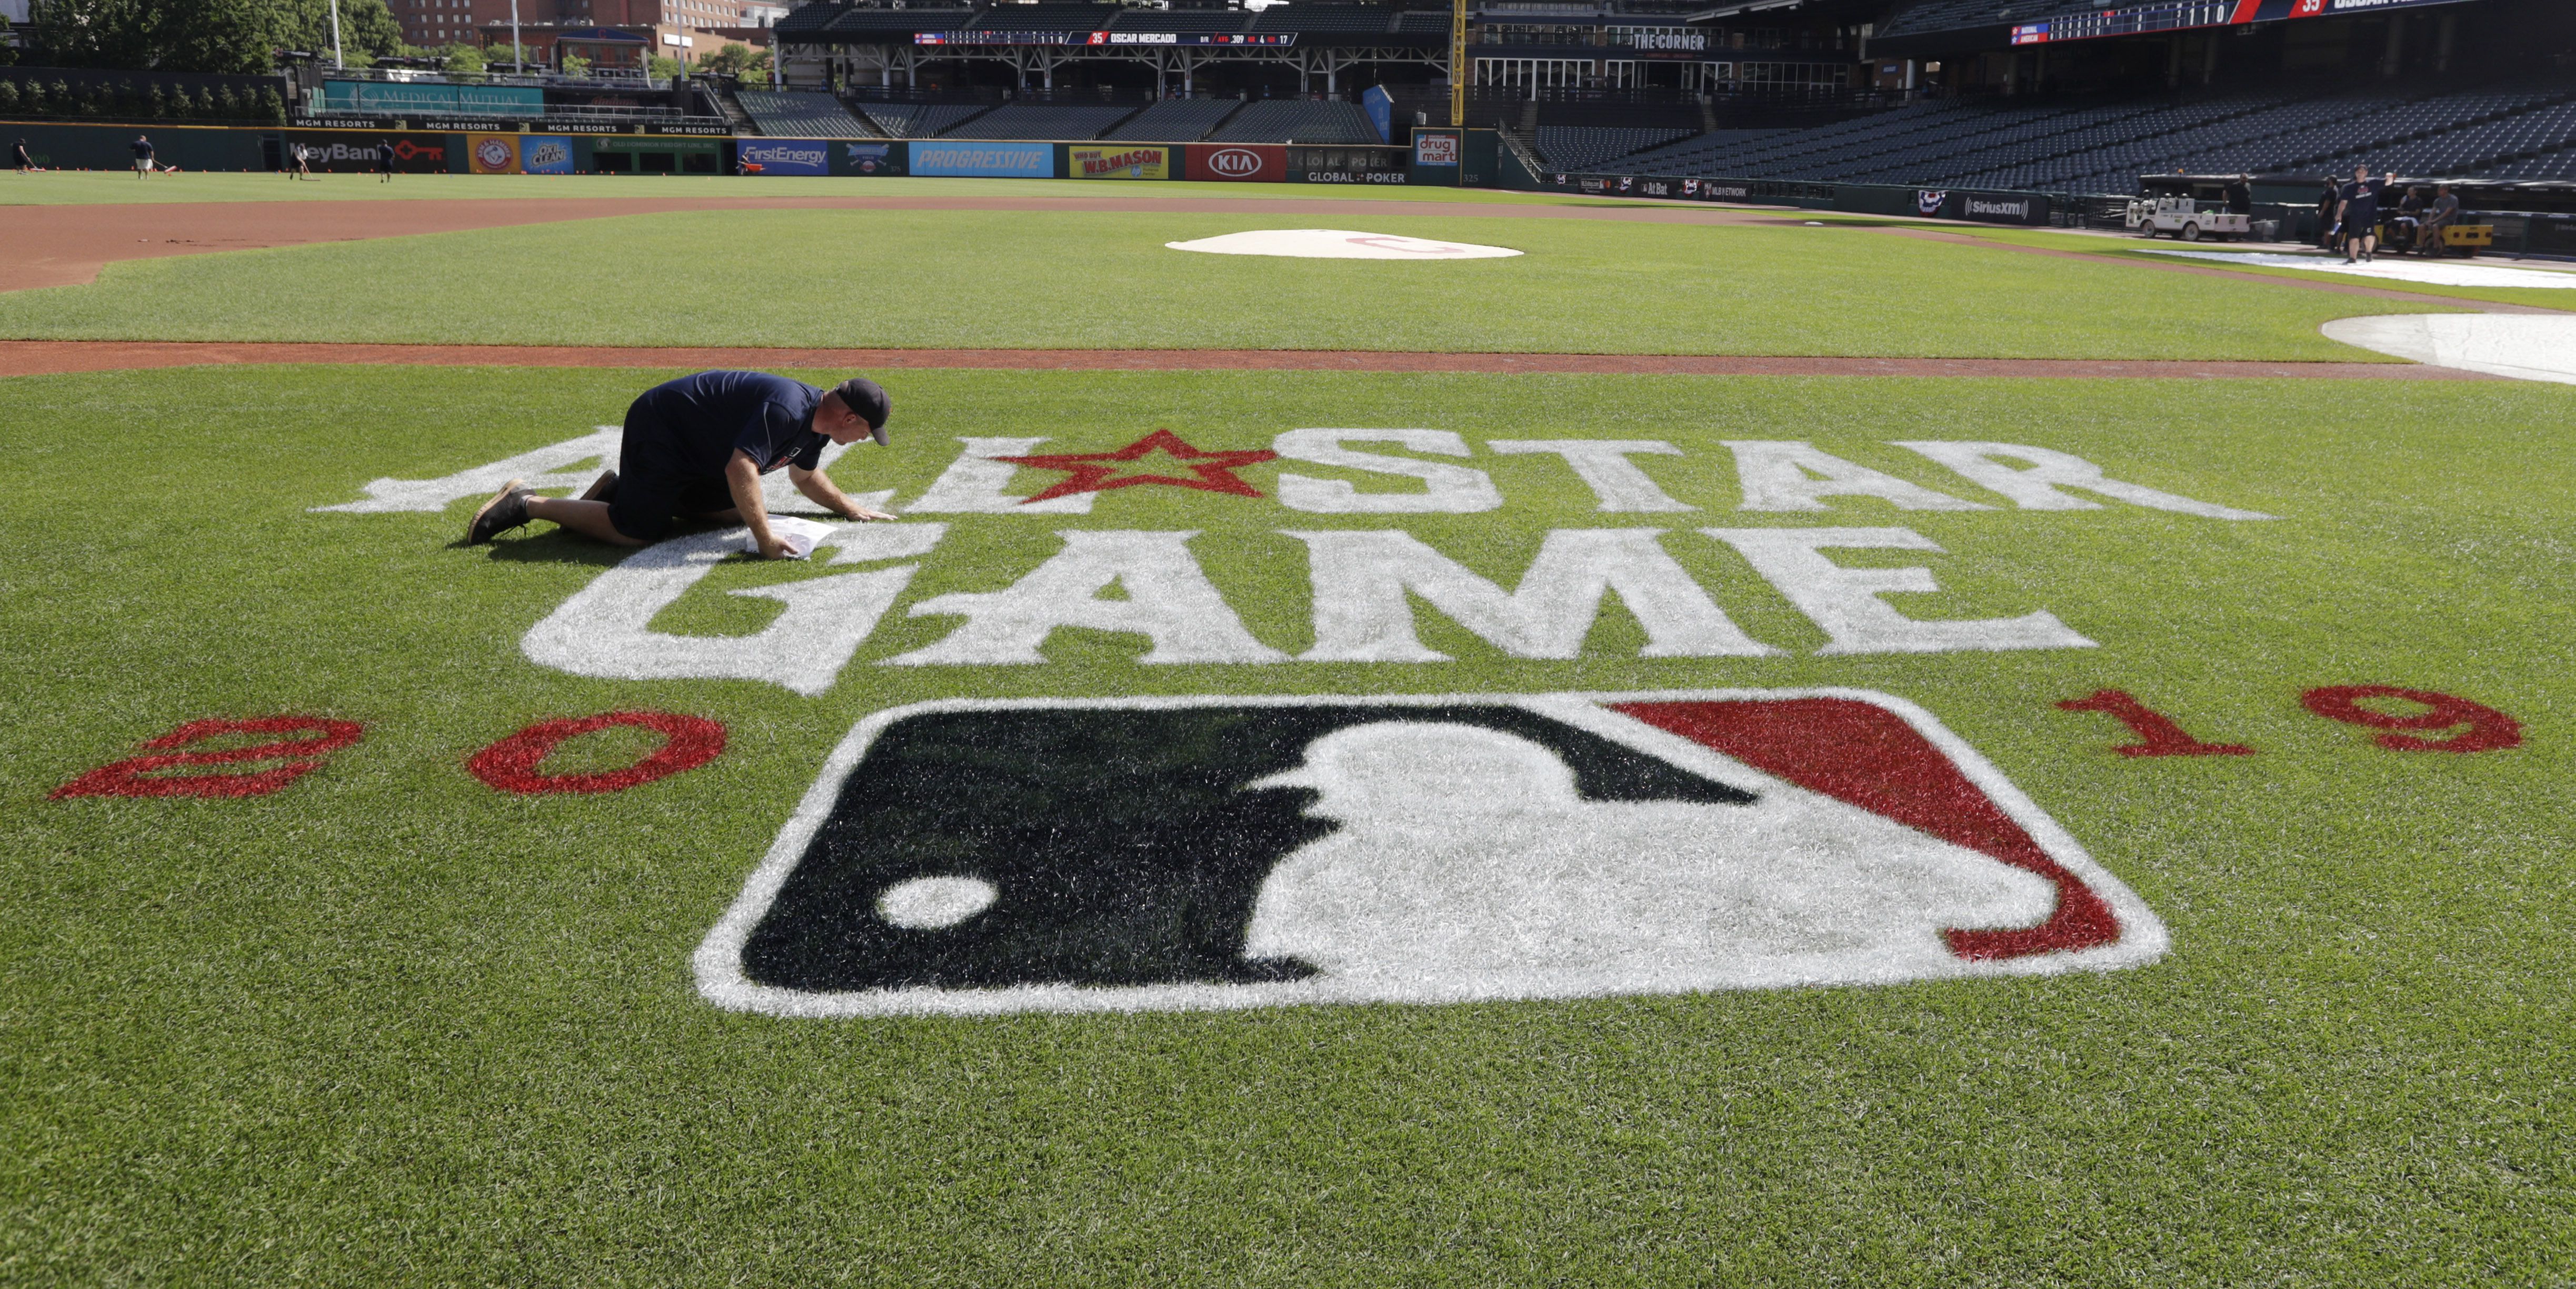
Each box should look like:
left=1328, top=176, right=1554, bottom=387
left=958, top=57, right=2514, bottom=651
left=1104, top=98, right=1245, bottom=142
left=941, top=103, right=1140, bottom=141
left=855, top=102, right=995, bottom=139
left=1210, top=99, right=1384, bottom=145
left=736, top=91, right=880, bottom=139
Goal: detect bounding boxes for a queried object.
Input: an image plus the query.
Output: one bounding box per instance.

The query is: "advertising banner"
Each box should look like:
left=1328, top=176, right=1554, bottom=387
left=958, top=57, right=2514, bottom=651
left=1950, top=190, right=2051, bottom=224
left=1069, top=145, right=1167, bottom=179
left=467, top=133, right=522, bottom=175
left=320, top=81, right=542, bottom=115
left=739, top=138, right=831, bottom=176
left=284, top=132, right=452, bottom=174
left=840, top=141, right=904, bottom=176
left=1185, top=143, right=1284, bottom=183
left=910, top=141, right=1053, bottom=178
left=519, top=135, right=575, bottom=175
left=1413, top=129, right=1461, bottom=169
left=1362, top=85, right=1395, bottom=144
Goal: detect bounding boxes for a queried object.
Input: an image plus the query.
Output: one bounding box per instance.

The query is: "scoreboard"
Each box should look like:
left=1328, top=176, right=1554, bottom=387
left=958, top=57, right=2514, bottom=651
left=2011, top=0, right=2478, bottom=46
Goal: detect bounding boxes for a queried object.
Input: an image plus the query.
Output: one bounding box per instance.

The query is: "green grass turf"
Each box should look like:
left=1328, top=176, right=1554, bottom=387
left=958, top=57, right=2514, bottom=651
left=4, top=363, right=2573, bottom=1284
left=0, top=207, right=2456, bottom=357
left=1935, top=224, right=2576, bottom=313
left=0, top=169, right=1618, bottom=206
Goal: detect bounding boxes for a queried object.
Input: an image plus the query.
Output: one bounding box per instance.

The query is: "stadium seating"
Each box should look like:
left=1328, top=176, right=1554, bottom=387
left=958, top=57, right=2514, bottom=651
left=857, top=102, right=994, bottom=139
left=1208, top=99, right=1384, bottom=144
left=1250, top=5, right=1405, bottom=33
left=1103, top=98, right=1244, bottom=142
left=1586, top=75, right=2576, bottom=195
left=964, top=4, right=1123, bottom=31
left=736, top=91, right=877, bottom=139
left=939, top=103, right=1140, bottom=141
left=1108, top=8, right=1250, bottom=32
left=1533, top=126, right=1701, bottom=171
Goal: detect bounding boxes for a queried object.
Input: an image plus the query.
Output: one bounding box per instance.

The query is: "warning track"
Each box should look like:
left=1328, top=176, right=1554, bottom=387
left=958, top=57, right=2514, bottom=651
left=0, top=339, right=2495, bottom=379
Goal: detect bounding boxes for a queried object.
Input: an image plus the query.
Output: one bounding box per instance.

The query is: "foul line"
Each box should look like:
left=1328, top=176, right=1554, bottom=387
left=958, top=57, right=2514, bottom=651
left=0, top=340, right=2493, bottom=379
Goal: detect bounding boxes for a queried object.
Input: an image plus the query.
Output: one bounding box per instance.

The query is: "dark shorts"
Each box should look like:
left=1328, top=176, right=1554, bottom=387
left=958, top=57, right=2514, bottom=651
left=608, top=399, right=736, bottom=542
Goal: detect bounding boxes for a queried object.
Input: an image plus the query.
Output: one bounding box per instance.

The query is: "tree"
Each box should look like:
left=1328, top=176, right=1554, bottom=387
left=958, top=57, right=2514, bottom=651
left=22, top=80, right=48, bottom=114
left=560, top=54, right=591, bottom=78
left=0, top=82, right=18, bottom=114
left=443, top=43, right=485, bottom=78
left=257, top=84, right=285, bottom=123
left=145, top=82, right=167, bottom=117
left=648, top=53, right=683, bottom=82
left=699, top=42, right=755, bottom=78
left=22, top=0, right=403, bottom=74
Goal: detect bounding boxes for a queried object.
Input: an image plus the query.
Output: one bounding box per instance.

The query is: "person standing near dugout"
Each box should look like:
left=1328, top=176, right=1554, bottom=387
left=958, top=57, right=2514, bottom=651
left=467, top=371, right=895, bottom=558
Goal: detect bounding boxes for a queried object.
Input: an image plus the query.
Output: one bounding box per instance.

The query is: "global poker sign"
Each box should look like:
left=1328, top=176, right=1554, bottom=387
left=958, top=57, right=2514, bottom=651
left=694, top=691, right=2166, bottom=1017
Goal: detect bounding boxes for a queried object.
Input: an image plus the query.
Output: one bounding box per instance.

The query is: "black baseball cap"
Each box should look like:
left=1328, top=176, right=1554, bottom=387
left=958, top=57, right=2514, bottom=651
left=833, top=377, right=891, bottom=446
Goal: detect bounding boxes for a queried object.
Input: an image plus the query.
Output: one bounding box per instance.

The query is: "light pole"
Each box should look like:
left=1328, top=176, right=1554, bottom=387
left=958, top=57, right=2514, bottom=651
left=510, top=0, right=526, bottom=72
left=328, top=0, right=344, bottom=69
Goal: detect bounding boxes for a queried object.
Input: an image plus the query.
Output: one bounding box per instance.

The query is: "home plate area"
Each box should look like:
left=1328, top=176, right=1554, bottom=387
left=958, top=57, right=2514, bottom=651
left=696, top=692, right=2163, bottom=1017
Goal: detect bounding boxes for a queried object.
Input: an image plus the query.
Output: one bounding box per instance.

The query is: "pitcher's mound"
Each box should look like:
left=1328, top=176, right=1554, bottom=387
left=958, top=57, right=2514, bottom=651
left=1166, top=229, right=1523, bottom=259
left=2323, top=314, right=2576, bottom=385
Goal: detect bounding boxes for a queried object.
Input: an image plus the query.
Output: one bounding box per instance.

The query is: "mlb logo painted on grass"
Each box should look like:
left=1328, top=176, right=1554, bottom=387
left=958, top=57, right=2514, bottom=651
left=696, top=690, right=2165, bottom=1017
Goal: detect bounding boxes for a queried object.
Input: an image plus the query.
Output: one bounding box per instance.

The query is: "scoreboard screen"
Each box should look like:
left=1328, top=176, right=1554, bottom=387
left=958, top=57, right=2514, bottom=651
left=2011, top=0, right=2476, bottom=46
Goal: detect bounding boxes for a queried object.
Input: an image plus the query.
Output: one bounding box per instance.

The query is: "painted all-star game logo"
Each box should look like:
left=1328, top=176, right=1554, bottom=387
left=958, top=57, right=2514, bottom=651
left=695, top=690, right=2165, bottom=1017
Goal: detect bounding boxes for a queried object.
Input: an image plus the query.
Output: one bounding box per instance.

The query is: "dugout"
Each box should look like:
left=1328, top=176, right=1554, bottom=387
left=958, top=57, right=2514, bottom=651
left=590, top=135, right=723, bottom=174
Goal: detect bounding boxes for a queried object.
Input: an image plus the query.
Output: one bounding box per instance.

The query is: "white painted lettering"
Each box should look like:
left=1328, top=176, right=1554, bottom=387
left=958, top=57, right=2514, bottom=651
left=1705, top=527, right=2095, bottom=655
left=905, top=437, right=1096, bottom=514
left=1487, top=439, right=1694, bottom=512
left=1724, top=441, right=1991, bottom=513
left=522, top=523, right=948, bottom=695
left=1891, top=441, right=2275, bottom=519
left=315, top=427, right=621, bottom=514
left=1272, top=429, right=1502, bottom=514
left=887, top=530, right=1284, bottom=666
left=1291, top=528, right=1776, bottom=661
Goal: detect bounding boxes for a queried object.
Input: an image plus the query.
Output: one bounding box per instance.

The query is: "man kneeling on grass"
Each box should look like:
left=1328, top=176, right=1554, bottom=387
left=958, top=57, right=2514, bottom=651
left=466, top=370, right=894, bottom=558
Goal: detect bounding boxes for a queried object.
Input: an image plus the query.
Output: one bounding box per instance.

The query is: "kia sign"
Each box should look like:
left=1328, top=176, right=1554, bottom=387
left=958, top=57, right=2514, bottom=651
left=740, top=139, right=830, bottom=177
left=1187, top=144, right=1282, bottom=183
left=911, top=142, right=1053, bottom=178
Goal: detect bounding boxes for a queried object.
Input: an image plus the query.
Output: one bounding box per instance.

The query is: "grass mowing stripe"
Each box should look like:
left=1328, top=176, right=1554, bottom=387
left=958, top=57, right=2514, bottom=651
left=0, top=208, right=2455, bottom=358
left=4, top=363, right=2572, bottom=1285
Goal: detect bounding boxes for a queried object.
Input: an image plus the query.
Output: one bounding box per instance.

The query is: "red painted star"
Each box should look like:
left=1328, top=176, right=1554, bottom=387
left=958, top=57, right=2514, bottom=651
left=996, top=429, right=1280, bottom=504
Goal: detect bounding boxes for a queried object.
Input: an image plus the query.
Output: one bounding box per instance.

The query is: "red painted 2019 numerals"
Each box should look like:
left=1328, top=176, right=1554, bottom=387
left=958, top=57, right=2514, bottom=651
left=2302, top=686, right=2523, bottom=754
left=2056, top=690, right=2254, bottom=757
left=52, top=716, right=367, bottom=800
left=467, top=711, right=727, bottom=795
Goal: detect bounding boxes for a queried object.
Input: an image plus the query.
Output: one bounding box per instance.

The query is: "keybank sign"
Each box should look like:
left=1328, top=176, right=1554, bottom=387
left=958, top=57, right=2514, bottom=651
left=741, top=140, right=829, bottom=175
left=913, top=142, right=1053, bottom=178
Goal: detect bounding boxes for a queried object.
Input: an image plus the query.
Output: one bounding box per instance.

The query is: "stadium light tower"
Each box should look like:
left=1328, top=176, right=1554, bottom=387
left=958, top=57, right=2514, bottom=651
left=511, top=0, right=526, bottom=72
left=328, top=0, right=344, bottom=69
left=1450, top=0, right=1466, bottom=127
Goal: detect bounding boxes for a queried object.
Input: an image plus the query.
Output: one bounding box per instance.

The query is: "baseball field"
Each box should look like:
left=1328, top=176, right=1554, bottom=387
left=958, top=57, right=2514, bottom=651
left=3, top=173, right=2570, bottom=1285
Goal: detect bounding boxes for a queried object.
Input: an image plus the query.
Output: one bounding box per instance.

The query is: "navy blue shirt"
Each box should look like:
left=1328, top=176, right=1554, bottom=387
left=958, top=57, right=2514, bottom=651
left=635, top=371, right=830, bottom=478
left=2340, top=178, right=2383, bottom=227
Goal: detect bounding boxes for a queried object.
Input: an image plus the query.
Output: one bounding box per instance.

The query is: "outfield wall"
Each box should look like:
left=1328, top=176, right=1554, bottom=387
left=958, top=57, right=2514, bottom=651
left=0, top=119, right=1497, bottom=187
left=1523, top=167, right=2063, bottom=226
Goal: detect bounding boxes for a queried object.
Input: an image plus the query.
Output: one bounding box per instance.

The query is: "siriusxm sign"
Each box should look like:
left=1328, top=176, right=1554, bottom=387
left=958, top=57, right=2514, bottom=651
left=911, top=142, right=1053, bottom=178
left=741, top=139, right=829, bottom=176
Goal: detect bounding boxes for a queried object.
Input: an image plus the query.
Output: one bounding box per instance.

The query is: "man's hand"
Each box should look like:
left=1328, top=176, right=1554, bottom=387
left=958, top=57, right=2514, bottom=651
left=726, top=449, right=793, bottom=558
left=790, top=463, right=892, bottom=522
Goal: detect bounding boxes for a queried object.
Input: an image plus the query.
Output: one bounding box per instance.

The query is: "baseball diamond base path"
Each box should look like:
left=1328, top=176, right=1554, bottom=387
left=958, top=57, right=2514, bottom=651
left=0, top=339, right=2497, bottom=379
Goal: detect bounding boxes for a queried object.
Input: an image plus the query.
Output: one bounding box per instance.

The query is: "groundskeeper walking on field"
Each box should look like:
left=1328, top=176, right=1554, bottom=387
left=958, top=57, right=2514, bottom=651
left=467, top=371, right=895, bottom=558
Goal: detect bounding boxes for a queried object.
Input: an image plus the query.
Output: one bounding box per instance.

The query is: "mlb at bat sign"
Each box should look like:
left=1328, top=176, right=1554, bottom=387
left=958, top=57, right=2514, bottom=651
left=694, top=691, right=2167, bottom=1017
left=740, top=138, right=830, bottom=176
left=1070, top=145, right=1167, bottom=179
left=910, top=141, right=1053, bottom=178
left=1186, top=143, right=1282, bottom=182
left=840, top=142, right=902, bottom=175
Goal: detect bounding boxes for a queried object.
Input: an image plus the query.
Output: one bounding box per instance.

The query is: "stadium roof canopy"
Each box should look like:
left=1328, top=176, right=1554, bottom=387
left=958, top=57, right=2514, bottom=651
left=1872, top=0, right=2491, bottom=57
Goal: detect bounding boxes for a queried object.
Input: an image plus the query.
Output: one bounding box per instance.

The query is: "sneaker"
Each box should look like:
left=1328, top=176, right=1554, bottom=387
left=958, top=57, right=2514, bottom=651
left=580, top=468, right=618, bottom=503
left=465, top=479, right=534, bottom=544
